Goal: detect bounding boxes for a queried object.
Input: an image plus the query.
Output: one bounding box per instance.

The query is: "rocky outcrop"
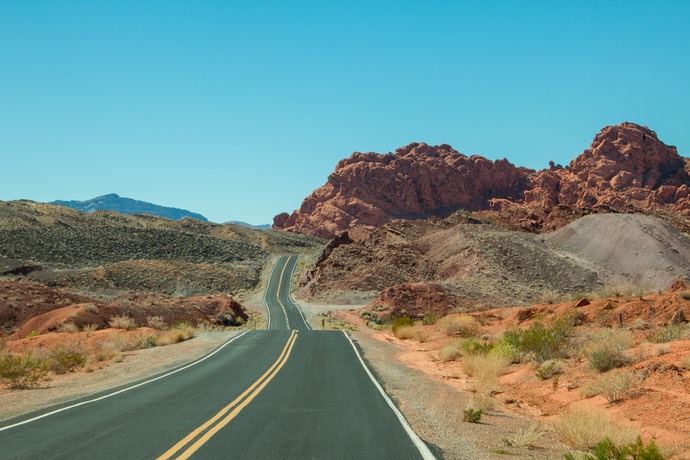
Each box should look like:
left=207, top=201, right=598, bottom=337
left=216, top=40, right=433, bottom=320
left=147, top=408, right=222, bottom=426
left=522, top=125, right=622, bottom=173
left=274, top=143, right=531, bottom=238
left=371, top=282, right=468, bottom=318
left=275, top=123, right=690, bottom=238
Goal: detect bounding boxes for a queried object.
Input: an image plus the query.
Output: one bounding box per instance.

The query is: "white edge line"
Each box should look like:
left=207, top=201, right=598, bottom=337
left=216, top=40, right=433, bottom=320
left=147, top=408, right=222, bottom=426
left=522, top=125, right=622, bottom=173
left=286, top=255, right=311, bottom=331
left=342, top=331, right=436, bottom=460
left=264, top=256, right=282, bottom=330
left=0, top=331, right=251, bottom=433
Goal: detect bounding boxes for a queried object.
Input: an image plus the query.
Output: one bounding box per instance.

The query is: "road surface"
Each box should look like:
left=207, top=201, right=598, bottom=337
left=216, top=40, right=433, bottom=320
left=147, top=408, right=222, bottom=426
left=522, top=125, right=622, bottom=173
left=0, top=255, right=435, bottom=459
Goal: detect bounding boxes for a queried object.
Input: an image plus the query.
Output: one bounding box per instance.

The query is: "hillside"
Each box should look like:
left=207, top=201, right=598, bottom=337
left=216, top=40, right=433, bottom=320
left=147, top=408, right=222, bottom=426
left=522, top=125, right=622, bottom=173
left=52, top=193, right=209, bottom=221
left=300, top=213, right=690, bottom=311
left=0, top=200, right=322, bottom=297
left=275, top=123, right=690, bottom=238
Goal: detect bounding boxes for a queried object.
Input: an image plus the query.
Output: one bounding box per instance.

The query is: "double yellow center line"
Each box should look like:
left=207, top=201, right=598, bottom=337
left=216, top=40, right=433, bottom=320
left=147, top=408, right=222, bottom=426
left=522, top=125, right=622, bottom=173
left=157, top=331, right=299, bottom=460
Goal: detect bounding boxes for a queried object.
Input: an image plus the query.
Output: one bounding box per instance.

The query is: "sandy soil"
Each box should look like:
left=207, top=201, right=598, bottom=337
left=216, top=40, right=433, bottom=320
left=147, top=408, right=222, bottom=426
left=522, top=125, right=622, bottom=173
left=336, top=289, right=690, bottom=459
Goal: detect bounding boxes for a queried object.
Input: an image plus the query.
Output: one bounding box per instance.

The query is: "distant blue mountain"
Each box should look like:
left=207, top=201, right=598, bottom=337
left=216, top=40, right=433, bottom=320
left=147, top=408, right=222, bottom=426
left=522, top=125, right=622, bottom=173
left=51, top=193, right=209, bottom=222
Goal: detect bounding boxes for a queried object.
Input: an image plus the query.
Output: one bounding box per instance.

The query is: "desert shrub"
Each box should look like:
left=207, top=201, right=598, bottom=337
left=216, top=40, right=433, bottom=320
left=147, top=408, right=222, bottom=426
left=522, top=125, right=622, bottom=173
left=649, top=324, right=688, bottom=343
left=652, top=344, right=670, bottom=356
left=536, top=359, right=564, bottom=380
left=563, top=436, right=664, bottom=460
left=0, top=352, right=47, bottom=388
left=468, top=393, right=495, bottom=412
left=108, top=315, right=138, bottom=330
left=93, top=340, right=120, bottom=362
left=554, top=408, right=637, bottom=450
left=391, top=316, right=413, bottom=334
left=57, top=322, right=79, bottom=333
left=463, top=408, right=483, bottom=423
left=410, top=327, right=431, bottom=343
left=680, top=355, right=690, bottom=370
left=539, top=289, right=562, bottom=305
left=438, top=315, right=478, bottom=337
left=582, top=370, right=636, bottom=403
left=393, top=326, right=415, bottom=340
left=85, top=304, right=99, bottom=314
left=422, top=312, right=440, bottom=325
left=586, top=329, right=633, bottom=372
left=46, top=346, right=86, bottom=374
left=157, top=323, right=195, bottom=346
left=146, top=316, right=168, bottom=330
left=439, top=344, right=461, bottom=362
left=678, top=290, right=690, bottom=301
left=81, top=324, right=98, bottom=333
left=491, top=341, right=521, bottom=363
left=504, top=314, right=575, bottom=363
left=463, top=353, right=510, bottom=395
left=459, top=337, right=493, bottom=355
left=26, top=330, right=38, bottom=338
left=502, top=423, right=544, bottom=448
left=137, top=335, right=159, bottom=348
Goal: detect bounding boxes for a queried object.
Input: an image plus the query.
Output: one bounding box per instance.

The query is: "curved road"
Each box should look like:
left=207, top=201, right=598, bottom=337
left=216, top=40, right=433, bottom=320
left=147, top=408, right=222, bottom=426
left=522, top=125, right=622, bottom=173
left=0, top=255, right=435, bottom=459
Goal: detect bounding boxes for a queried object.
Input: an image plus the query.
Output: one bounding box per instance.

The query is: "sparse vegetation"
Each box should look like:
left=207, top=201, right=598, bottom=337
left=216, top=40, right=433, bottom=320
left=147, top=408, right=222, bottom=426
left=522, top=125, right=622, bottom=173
left=108, top=315, right=138, bottom=330
left=439, top=344, right=461, bottom=362
left=554, top=408, right=637, bottom=450
left=502, top=423, right=544, bottom=448
left=438, top=314, right=478, bottom=337
left=0, top=352, right=48, bottom=388
left=586, top=329, right=633, bottom=372
left=391, top=316, right=413, bottom=334
left=422, top=312, right=440, bottom=325
left=563, top=436, right=664, bottom=460
left=503, top=313, right=574, bottom=363
left=393, top=325, right=415, bottom=340
left=463, top=408, right=483, bottom=423
left=536, top=359, right=564, bottom=380
left=57, top=322, right=79, bottom=333
left=81, top=324, right=99, bottom=333
left=46, top=346, right=87, bottom=374
left=582, top=370, right=637, bottom=403
left=678, top=290, right=690, bottom=301
left=146, top=316, right=168, bottom=330
left=648, top=324, right=688, bottom=343
left=463, top=352, right=510, bottom=395
left=459, top=337, right=494, bottom=355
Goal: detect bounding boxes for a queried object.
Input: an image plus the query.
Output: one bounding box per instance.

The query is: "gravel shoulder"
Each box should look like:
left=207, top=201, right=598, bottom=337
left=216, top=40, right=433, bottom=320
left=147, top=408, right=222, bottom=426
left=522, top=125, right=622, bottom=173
left=0, top=331, right=242, bottom=423
left=350, top=329, right=564, bottom=460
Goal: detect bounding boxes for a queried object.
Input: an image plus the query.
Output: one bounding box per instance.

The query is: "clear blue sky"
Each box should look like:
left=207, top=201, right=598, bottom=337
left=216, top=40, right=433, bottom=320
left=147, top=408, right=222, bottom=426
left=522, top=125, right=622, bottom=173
left=1, top=1, right=688, bottom=224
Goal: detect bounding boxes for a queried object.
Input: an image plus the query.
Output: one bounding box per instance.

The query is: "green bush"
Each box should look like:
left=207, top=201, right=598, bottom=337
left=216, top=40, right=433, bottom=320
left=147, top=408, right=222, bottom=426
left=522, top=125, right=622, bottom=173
left=649, top=324, right=688, bottom=343
left=459, top=337, right=494, bottom=355
left=563, top=436, right=663, bottom=460
left=503, top=314, right=574, bottom=363
left=46, top=346, right=87, bottom=374
left=0, top=352, right=48, bottom=388
left=536, top=359, right=564, bottom=380
left=463, top=408, right=483, bottom=423
left=422, top=312, right=440, bottom=325
left=391, top=316, right=413, bottom=333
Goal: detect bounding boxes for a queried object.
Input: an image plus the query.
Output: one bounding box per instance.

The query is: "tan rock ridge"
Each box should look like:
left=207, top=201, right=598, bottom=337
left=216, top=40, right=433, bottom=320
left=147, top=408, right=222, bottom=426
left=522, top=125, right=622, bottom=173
left=275, top=122, right=690, bottom=238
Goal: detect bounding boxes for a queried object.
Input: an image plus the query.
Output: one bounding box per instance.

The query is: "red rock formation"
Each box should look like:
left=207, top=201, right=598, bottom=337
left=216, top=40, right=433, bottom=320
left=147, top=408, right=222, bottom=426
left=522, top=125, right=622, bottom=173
left=274, top=143, right=531, bottom=238
left=371, top=282, right=468, bottom=318
left=275, top=123, right=690, bottom=238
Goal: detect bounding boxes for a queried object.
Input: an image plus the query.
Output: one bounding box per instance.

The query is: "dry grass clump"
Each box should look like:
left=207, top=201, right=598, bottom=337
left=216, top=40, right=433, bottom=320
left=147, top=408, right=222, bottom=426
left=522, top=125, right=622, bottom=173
left=438, top=315, right=478, bottom=337
left=539, top=289, right=563, bottom=305
left=146, top=316, right=168, bottom=330
left=597, top=283, right=653, bottom=298
left=45, top=345, right=87, bottom=374
left=649, top=324, right=688, bottom=343
left=156, top=323, right=195, bottom=346
left=536, top=359, right=564, bottom=380
left=108, top=315, right=138, bottom=330
left=439, top=344, right=461, bottom=362
left=57, top=322, right=79, bottom=333
left=502, top=423, right=545, bottom=448
left=463, top=352, right=510, bottom=395
left=678, top=290, right=690, bottom=300
left=393, top=326, right=416, bottom=340
left=93, top=340, right=121, bottom=362
left=582, top=370, right=637, bottom=403
left=468, top=393, right=495, bottom=413
left=680, top=355, right=690, bottom=370
left=554, top=407, right=637, bottom=450
left=81, top=324, right=99, bottom=333
left=585, top=329, right=634, bottom=372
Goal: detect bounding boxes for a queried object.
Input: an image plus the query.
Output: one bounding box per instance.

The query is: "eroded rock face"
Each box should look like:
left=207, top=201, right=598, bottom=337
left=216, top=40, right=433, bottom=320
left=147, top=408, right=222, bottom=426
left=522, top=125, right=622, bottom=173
left=274, top=143, right=532, bottom=238
left=371, top=282, right=468, bottom=318
left=275, top=123, right=690, bottom=238
left=525, top=123, right=690, bottom=211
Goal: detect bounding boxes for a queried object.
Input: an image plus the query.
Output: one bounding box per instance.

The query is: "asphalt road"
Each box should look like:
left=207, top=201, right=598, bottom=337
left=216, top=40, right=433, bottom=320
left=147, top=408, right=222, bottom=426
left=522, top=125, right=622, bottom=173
left=0, top=255, right=435, bottom=459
